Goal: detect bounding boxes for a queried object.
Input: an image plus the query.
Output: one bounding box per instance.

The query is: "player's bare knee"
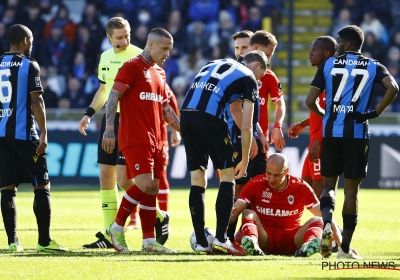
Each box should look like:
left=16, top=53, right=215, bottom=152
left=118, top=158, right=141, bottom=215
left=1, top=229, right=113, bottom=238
left=1, top=185, right=17, bottom=191
left=242, top=209, right=256, bottom=219
left=33, top=183, right=50, bottom=190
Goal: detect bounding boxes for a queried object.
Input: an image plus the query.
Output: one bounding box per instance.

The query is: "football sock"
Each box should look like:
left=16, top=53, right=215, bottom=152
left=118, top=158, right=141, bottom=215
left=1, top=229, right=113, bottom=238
left=215, top=182, right=234, bottom=243
left=227, top=199, right=238, bottom=242
left=130, top=206, right=138, bottom=223
left=341, top=213, right=358, bottom=253
left=139, top=194, right=157, bottom=239
left=189, top=185, right=207, bottom=247
left=101, top=188, right=119, bottom=234
left=320, top=196, right=335, bottom=226
left=157, top=169, right=169, bottom=211
left=143, top=238, right=156, bottom=246
left=241, top=218, right=258, bottom=239
left=303, top=220, right=324, bottom=243
left=114, top=185, right=145, bottom=226
left=1, top=190, right=18, bottom=245
left=33, top=189, right=51, bottom=247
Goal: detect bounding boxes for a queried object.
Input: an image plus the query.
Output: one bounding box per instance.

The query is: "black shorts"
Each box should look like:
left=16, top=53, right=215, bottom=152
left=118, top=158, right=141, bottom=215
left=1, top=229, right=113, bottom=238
left=0, top=137, right=49, bottom=187
left=233, top=138, right=266, bottom=184
left=181, top=111, right=234, bottom=171
left=321, top=137, right=369, bottom=179
left=97, top=113, right=126, bottom=165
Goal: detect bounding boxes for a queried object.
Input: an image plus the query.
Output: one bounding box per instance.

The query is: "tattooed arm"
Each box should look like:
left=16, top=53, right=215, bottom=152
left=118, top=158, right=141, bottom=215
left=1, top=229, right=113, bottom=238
left=162, top=103, right=180, bottom=132
left=102, top=89, right=123, bottom=154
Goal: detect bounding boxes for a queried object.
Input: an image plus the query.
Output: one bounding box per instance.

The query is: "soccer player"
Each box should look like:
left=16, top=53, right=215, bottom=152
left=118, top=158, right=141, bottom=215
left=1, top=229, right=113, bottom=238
left=180, top=50, right=269, bottom=255
left=78, top=18, right=169, bottom=248
left=247, top=30, right=286, bottom=153
left=103, top=28, right=180, bottom=253
left=306, top=25, right=399, bottom=259
left=288, top=36, right=337, bottom=198
left=231, top=154, right=342, bottom=257
left=0, top=24, right=68, bottom=252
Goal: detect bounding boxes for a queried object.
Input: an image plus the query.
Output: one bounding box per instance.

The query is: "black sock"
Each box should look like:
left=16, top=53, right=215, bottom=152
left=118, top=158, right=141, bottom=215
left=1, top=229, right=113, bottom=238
left=1, top=190, right=18, bottom=245
left=215, top=182, right=234, bottom=242
left=227, top=199, right=238, bottom=242
left=341, top=213, right=358, bottom=253
left=33, top=189, right=51, bottom=246
left=189, top=185, right=207, bottom=247
left=320, top=196, right=335, bottom=227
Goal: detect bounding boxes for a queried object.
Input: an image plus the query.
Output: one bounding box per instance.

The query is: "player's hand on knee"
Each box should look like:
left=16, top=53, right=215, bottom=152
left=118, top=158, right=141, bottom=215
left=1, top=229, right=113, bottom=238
left=78, top=116, right=90, bottom=136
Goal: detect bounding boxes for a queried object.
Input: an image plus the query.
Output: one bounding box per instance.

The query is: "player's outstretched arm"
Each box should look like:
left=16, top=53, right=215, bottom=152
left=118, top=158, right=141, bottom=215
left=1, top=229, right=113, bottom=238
left=31, top=91, right=48, bottom=155
left=288, top=118, right=309, bottom=138
left=230, top=200, right=247, bottom=224
left=102, top=88, right=122, bottom=154
left=162, top=103, right=180, bottom=132
left=79, top=83, right=107, bottom=136
left=270, top=98, right=286, bottom=150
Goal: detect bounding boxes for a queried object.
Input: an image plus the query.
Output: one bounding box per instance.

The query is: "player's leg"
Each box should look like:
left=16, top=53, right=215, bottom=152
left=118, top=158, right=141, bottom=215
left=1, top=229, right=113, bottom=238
left=310, top=158, right=323, bottom=199
left=319, top=137, right=342, bottom=257
left=239, top=209, right=266, bottom=255
left=0, top=138, right=21, bottom=251
left=337, top=138, right=367, bottom=259
left=301, top=153, right=313, bottom=187
left=158, top=145, right=170, bottom=211
left=294, top=217, right=323, bottom=257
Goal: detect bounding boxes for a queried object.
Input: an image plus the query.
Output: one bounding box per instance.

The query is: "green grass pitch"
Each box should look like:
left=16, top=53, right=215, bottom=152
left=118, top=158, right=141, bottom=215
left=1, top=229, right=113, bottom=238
left=0, top=186, right=399, bottom=279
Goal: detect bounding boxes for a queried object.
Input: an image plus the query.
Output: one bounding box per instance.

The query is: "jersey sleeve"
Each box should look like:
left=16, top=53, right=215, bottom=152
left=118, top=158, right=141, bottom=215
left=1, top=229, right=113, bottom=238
left=238, top=178, right=257, bottom=205
left=28, top=61, right=43, bottom=94
left=374, top=61, right=391, bottom=86
left=114, top=60, right=136, bottom=93
left=241, top=76, right=258, bottom=103
left=301, top=182, right=320, bottom=209
left=97, top=53, right=106, bottom=84
left=167, top=86, right=180, bottom=115
left=310, top=60, right=327, bottom=92
left=264, top=71, right=283, bottom=102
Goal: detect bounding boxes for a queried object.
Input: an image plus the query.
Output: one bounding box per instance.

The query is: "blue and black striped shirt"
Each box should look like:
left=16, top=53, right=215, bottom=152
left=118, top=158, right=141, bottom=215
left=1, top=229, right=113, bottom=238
left=0, top=52, right=43, bottom=140
left=311, top=51, right=390, bottom=139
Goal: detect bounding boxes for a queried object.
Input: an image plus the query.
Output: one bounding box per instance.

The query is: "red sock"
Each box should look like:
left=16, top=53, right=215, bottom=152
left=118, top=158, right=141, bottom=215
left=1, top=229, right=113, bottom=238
left=115, top=185, right=145, bottom=226
left=139, top=194, right=157, bottom=239
left=157, top=169, right=169, bottom=211
left=241, top=218, right=259, bottom=239
left=130, top=207, right=138, bottom=223
left=304, top=220, right=324, bottom=243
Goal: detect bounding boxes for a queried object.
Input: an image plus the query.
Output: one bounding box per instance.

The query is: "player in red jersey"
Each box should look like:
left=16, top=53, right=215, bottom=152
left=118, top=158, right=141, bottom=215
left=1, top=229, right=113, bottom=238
left=247, top=30, right=286, bottom=153
left=230, top=153, right=342, bottom=256
left=288, top=36, right=336, bottom=198
left=102, top=28, right=180, bottom=253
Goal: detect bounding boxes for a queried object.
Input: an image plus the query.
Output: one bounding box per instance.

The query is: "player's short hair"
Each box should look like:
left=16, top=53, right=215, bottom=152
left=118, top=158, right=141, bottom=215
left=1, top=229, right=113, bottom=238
left=105, top=17, right=130, bottom=36
left=243, top=50, right=268, bottom=70
left=232, top=30, right=254, bottom=41
left=7, top=24, right=32, bottom=46
left=338, top=25, right=364, bottom=50
left=250, top=30, right=278, bottom=47
left=148, top=27, right=173, bottom=41
left=315, top=36, right=336, bottom=54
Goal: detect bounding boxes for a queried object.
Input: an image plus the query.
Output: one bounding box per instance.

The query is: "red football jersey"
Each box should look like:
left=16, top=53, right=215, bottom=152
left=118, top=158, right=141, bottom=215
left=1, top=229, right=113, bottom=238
left=308, top=92, right=326, bottom=150
left=239, top=174, right=319, bottom=230
left=161, top=84, right=179, bottom=144
left=115, top=55, right=167, bottom=151
left=258, top=69, right=283, bottom=137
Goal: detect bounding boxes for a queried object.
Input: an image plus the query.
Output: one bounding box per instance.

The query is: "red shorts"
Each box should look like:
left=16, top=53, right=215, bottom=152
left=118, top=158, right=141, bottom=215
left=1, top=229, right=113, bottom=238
left=301, top=154, right=322, bottom=180
left=261, top=226, right=300, bottom=255
left=122, top=145, right=164, bottom=179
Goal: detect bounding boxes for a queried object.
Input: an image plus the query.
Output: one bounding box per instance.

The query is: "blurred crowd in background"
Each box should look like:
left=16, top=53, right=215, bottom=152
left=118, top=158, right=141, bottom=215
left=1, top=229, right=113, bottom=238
left=0, top=0, right=399, bottom=112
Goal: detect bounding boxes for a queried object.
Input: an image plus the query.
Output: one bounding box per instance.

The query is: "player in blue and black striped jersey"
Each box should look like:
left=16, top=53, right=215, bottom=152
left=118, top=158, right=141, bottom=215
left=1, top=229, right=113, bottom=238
left=306, top=25, right=398, bottom=259
left=181, top=50, right=268, bottom=255
left=0, top=24, right=68, bottom=252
